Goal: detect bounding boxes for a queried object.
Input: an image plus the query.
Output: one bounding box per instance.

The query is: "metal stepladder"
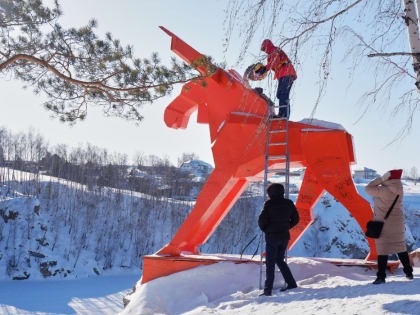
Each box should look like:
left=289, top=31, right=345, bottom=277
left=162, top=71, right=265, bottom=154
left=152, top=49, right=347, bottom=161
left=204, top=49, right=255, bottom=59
left=259, top=102, right=291, bottom=290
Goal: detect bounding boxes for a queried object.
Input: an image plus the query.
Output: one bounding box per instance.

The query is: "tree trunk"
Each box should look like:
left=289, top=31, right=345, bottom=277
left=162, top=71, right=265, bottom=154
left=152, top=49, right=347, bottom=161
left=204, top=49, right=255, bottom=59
left=416, top=0, right=420, bottom=22
left=403, top=0, right=420, bottom=89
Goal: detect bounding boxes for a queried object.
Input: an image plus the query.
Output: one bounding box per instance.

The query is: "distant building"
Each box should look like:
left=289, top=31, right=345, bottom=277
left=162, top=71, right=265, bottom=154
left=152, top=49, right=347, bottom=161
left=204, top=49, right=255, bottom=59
left=271, top=168, right=305, bottom=177
left=179, top=160, right=213, bottom=177
left=294, top=168, right=306, bottom=177
left=353, top=167, right=378, bottom=180
left=127, top=167, right=148, bottom=178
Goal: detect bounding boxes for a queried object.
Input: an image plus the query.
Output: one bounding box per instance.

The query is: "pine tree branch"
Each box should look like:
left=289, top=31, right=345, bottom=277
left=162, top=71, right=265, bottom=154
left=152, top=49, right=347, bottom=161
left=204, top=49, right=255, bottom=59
left=0, top=54, right=102, bottom=86
left=100, top=70, right=124, bottom=83
left=0, top=53, right=204, bottom=96
left=0, top=50, right=10, bottom=58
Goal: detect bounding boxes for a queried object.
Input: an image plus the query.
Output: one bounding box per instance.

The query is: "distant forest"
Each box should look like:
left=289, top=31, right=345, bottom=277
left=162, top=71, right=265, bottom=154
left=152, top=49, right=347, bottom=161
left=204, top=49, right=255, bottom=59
left=0, top=126, right=206, bottom=199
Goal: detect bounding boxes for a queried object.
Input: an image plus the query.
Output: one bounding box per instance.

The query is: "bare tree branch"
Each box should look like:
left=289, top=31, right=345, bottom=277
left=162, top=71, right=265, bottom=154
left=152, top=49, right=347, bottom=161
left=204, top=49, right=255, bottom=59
left=368, top=52, right=420, bottom=57
left=280, top=0, right=364, bottom=46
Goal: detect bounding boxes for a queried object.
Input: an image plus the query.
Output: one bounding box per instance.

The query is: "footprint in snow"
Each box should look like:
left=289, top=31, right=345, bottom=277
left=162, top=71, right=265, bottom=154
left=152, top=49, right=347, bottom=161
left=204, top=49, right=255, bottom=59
left=299, top=274, right=330, bottom=285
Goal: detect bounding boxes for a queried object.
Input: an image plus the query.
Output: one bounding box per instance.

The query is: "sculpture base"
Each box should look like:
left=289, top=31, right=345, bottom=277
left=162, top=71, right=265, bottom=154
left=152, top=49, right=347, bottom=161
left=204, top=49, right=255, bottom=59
left=141, top=255, right=401, bottom=284
left=311, top=257, right=400, bottom=273
left=141, top=253, right=260, bottom=284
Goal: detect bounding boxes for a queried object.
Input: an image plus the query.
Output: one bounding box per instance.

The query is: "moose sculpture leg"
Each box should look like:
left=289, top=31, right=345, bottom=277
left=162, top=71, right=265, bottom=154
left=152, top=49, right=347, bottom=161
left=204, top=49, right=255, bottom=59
left=158, top=170, right=249, bottom=256
left=299, top=131, right=377, bottom=259
left=290, top=167, right=324, bottom=249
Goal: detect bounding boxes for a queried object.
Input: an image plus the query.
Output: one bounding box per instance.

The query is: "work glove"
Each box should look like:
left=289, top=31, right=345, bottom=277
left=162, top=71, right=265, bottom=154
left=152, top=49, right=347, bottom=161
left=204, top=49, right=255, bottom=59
left=255, top=65, right=267, bottom=75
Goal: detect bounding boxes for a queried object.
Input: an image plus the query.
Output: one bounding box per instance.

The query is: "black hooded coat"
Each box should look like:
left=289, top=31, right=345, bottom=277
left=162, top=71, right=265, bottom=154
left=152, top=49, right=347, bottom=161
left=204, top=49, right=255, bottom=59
left=258, top=194, right=299, bottom=240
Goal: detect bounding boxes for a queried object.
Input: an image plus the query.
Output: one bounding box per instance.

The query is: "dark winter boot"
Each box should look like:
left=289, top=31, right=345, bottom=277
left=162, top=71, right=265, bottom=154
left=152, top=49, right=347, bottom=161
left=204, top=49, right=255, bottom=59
left=398, top=251, right=414, bottom=280
left=373, top=255, right=388, bottom=284
left=372, top=277, right=386, bottom=284
left=259, top=290, right=272, bottom=297
left=280, top=283, right=298, bottom=292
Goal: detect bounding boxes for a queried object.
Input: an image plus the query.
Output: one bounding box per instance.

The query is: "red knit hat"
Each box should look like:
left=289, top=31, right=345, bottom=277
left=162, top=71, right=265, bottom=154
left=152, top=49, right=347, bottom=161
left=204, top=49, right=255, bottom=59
left=389, top=169, right=403, bottom=179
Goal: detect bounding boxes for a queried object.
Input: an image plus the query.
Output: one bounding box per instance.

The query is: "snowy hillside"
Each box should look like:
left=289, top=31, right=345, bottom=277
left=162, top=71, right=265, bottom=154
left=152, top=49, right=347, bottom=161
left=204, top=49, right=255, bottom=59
left=0, top=168, right=260, bottom=280
left=0, top=168, right=419, bottom=282
left=0, top=169, right=193, bottom=280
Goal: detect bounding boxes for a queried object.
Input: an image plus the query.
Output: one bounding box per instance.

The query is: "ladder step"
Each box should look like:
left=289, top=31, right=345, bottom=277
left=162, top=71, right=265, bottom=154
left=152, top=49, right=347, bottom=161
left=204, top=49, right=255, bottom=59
left=269, top=142, right=287, bottom=146
left=269, top=129, right=287, bottom=133
left=267, top=155, right=287, bottom=160
left=270, top=117, right=287, bottom=121
left=267, top=169, right=285, bottom=173
left=271, top=105, right=289, bottom=108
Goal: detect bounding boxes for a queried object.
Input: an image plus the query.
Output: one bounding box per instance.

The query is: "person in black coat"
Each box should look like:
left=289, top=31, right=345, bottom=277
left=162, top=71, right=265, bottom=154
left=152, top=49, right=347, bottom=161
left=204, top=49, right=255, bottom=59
left=258, top=183, right=299, bottom=296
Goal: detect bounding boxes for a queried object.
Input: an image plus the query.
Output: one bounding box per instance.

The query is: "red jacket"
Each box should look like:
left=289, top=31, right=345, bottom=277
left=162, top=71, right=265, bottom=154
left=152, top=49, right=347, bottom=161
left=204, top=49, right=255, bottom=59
left=261, top=39, right=297, bottom=80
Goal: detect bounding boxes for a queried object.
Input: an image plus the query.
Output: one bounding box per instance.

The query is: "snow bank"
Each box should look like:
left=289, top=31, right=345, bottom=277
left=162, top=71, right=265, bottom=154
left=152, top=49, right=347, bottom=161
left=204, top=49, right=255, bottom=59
left=410, top=248, right=420, bottom=267
left=122, top=262, right=263, bottom=315
left=122, top=257, right=420, bottom=315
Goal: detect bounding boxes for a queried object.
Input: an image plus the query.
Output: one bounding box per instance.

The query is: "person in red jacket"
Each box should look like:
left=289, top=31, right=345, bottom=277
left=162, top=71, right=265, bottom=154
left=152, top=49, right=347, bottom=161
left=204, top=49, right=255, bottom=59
left=259, top=39, right=297, bottom=118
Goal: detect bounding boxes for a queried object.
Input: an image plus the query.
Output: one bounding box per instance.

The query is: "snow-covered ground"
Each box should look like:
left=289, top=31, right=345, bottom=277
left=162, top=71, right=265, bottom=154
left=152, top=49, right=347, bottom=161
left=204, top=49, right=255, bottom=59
left=0, top=273, right=138, bottom=314
left=1, top=258, right=418, bottom=315
left=123, top=257, right=420, bottom=315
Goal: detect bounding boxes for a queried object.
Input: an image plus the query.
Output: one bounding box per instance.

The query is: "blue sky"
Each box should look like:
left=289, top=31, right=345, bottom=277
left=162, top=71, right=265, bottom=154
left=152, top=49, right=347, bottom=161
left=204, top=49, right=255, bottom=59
left=0, top=0, right=419, bottom=175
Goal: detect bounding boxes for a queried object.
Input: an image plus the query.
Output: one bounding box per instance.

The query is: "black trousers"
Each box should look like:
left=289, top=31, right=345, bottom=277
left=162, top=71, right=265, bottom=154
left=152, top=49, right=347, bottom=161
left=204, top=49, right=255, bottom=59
left=377, top=251, right=413, bottom=279
left=276, top=75, right=295, bottom=118
left=264, top=234, right=296, bottom=293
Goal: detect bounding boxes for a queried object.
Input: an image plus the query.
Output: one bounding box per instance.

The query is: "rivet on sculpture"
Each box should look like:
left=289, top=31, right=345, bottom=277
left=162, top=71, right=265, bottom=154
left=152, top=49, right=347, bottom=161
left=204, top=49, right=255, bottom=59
left=141, top=27, right=377, bottom=284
